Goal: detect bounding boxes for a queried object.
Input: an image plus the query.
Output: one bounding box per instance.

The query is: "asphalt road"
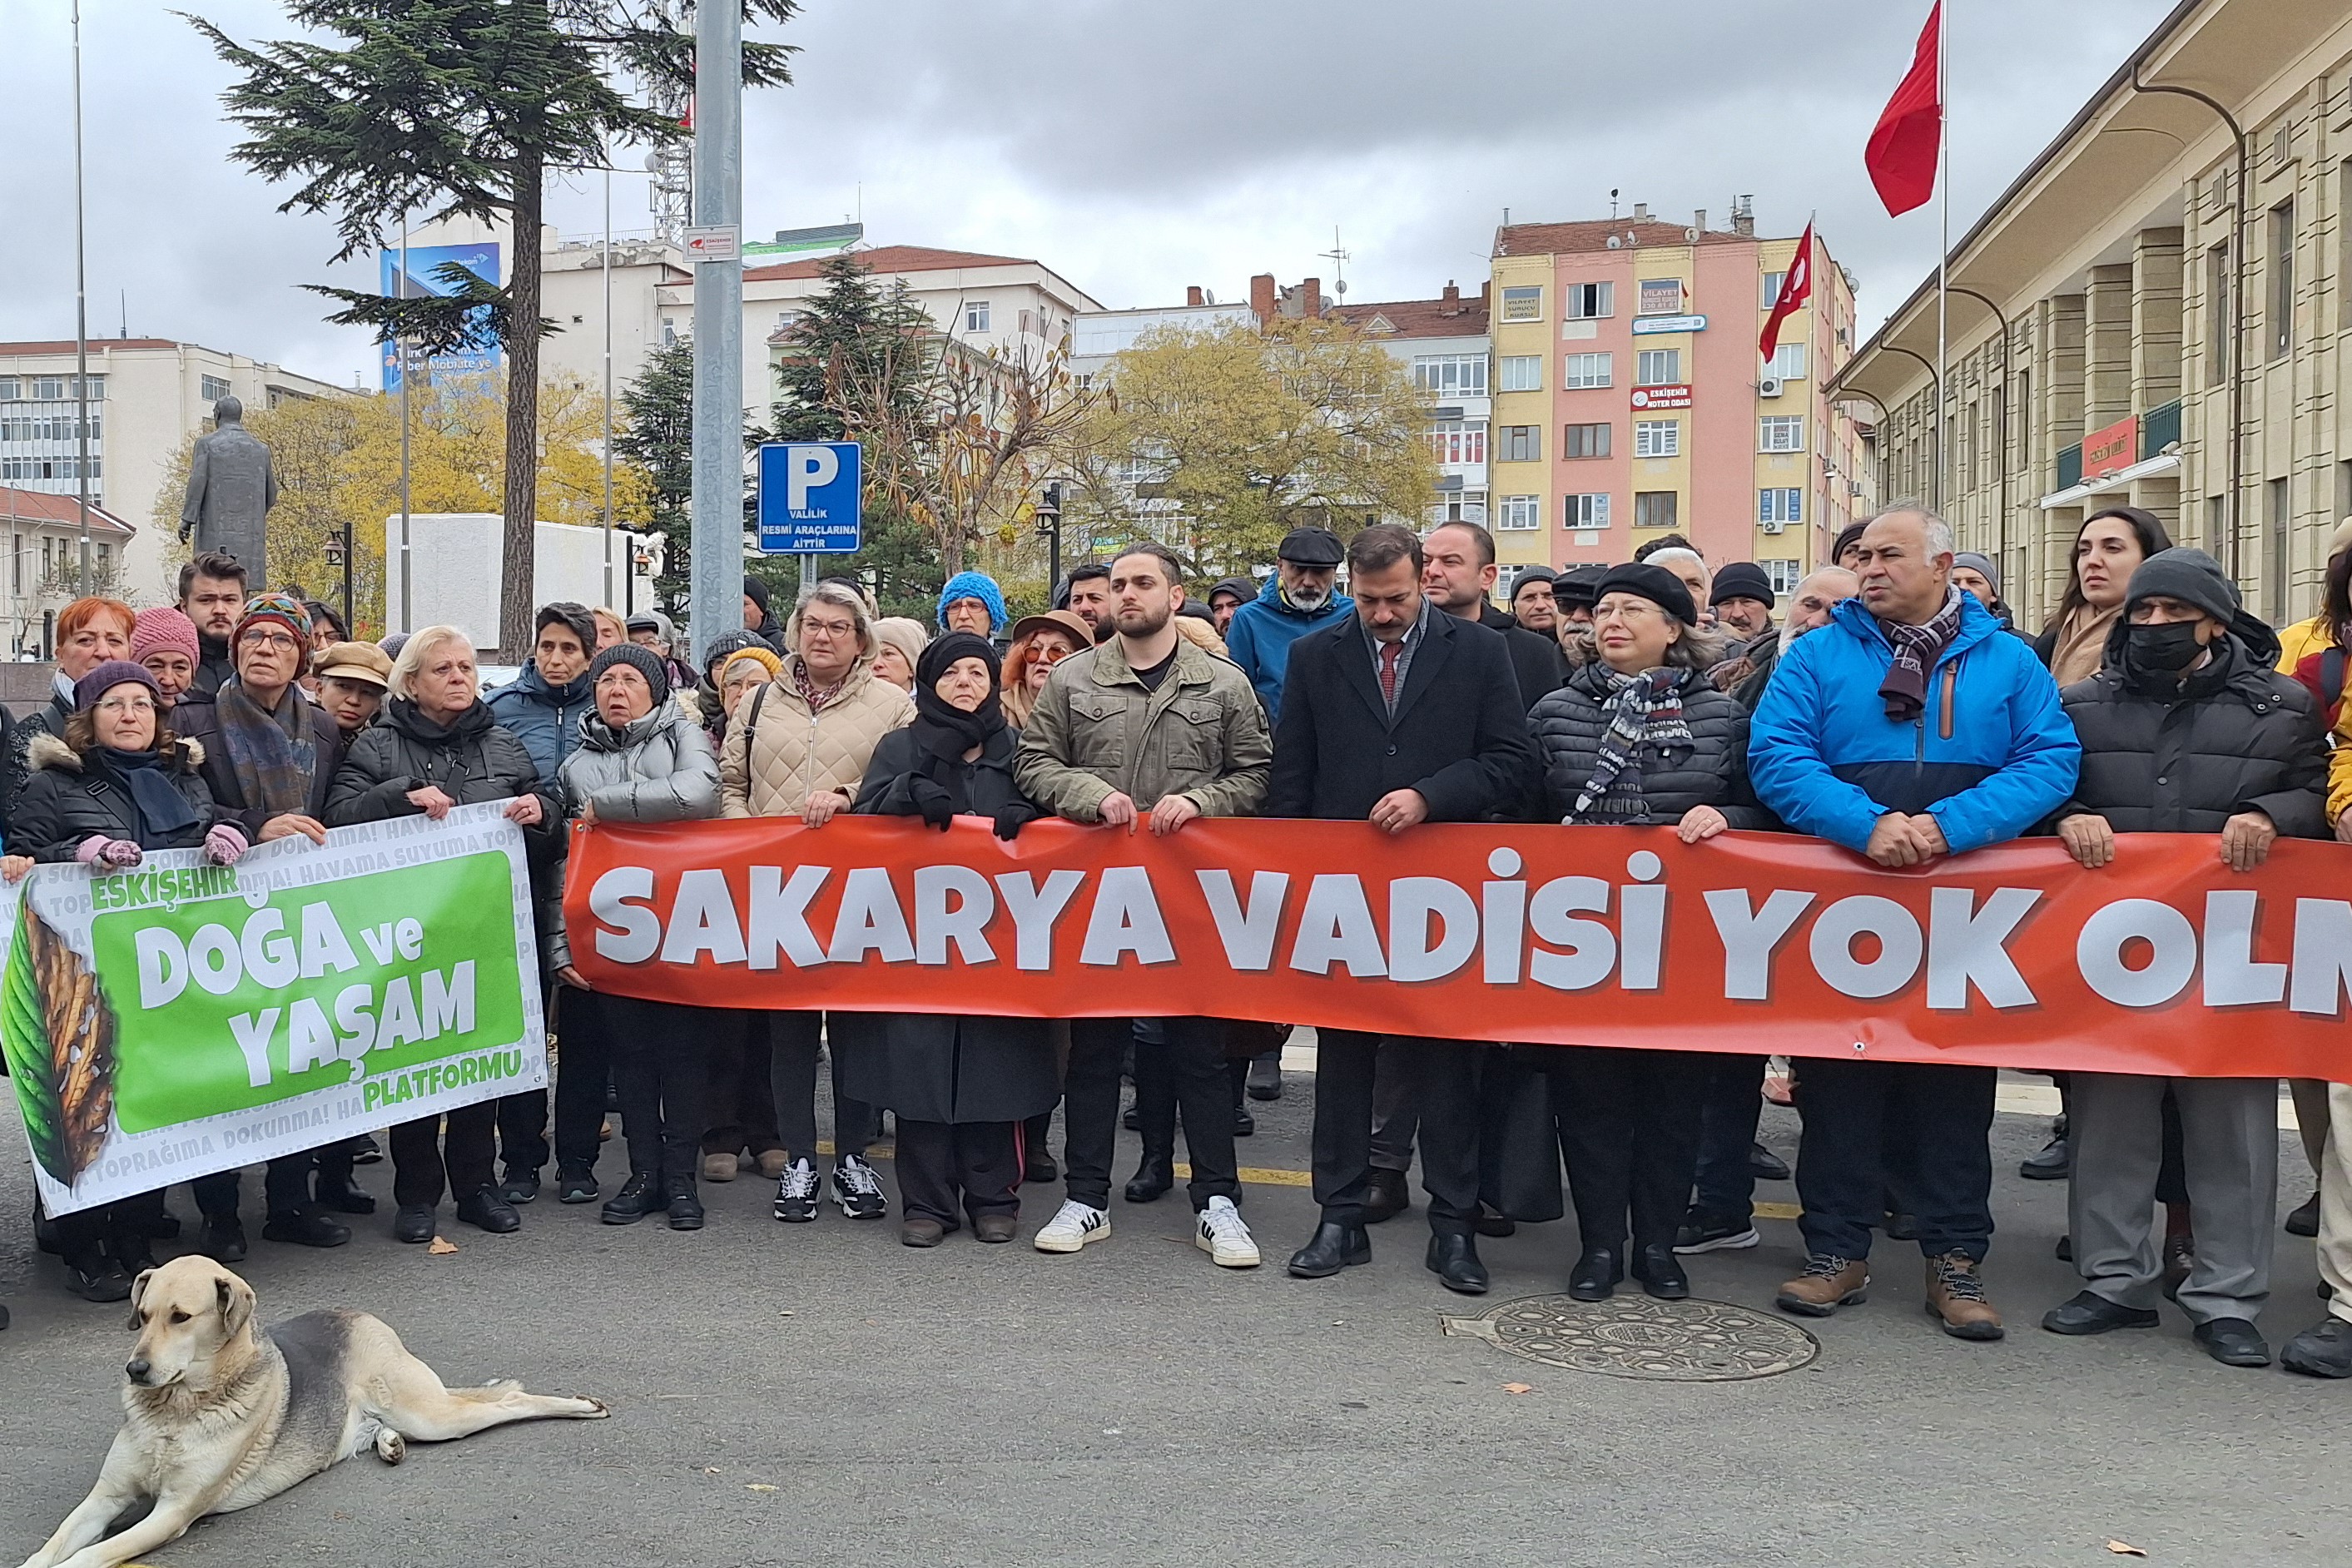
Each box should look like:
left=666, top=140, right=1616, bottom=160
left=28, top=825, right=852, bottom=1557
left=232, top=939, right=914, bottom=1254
left=2, top=1066, right=2346, bottom=1568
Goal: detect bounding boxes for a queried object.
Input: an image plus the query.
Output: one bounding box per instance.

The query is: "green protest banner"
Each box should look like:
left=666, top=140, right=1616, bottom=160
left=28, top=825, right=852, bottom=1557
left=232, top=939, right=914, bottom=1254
left=1, top=804, right=545, bottom=1216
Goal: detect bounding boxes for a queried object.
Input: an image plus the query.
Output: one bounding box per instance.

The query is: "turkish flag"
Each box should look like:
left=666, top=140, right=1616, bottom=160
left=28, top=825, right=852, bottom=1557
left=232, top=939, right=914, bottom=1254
left=1760, top=221, right=1814, bottom=362
left=1866, top=2, right=1942, bottom=216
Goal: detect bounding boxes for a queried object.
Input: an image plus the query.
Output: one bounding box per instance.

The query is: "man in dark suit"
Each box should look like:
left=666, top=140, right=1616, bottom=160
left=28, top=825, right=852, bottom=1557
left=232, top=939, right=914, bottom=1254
left=1269, top=523, right=1540, bottom=1293
left=1422, top=520, right=1565, bottom=708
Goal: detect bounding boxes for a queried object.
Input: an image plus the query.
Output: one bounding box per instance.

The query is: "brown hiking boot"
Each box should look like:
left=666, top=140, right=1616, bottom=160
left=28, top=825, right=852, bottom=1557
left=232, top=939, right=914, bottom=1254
left=1776, top=1254, right=1869, bottom=1317
left=1925, top=1252, right=2005, bottom=1341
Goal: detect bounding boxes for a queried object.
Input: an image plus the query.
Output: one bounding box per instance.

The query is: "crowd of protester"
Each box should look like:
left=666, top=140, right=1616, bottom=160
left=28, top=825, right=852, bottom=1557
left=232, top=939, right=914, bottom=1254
left=6, top=509, right=2352, bottom=1382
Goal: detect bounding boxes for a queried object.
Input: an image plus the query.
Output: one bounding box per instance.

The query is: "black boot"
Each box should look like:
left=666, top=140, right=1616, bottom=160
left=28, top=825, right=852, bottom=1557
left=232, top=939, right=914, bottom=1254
left=664, top=1148, right=703, bottom=1231
left=1124, top=1153, right=1174, bottom=1204
left=262, top=1208, right=353, bottom=1248
left=1570, top=1247, right=1622, bottom=1302
left=1362, top=1168, right=1412, bottom=1223
left=1633, top=1243, right=1690, bottom=1301
left=601, top=1172, right=663, bottom=1226
left=314, top=1171, right=377, bottom=1215
left=1287, top=1221, right=1370, bottom=1278
left=1426, top=1233, right=1489, bottom=1295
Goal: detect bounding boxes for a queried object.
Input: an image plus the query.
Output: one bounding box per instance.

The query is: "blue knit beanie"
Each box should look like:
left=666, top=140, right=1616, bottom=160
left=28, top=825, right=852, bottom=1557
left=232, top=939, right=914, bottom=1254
left=936, top=571, right=1007, bottom=634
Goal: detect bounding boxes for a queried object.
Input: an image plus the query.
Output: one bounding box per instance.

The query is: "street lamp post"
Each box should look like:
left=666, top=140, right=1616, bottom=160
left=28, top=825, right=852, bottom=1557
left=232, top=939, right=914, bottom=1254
left=322, top=524, right=354, bottom=641
left=1035, top=481, right=1064, bottom=595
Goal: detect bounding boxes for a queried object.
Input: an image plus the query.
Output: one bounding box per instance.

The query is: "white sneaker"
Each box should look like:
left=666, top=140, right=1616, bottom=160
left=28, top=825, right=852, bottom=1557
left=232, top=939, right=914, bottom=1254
left=1033, top=1199, right=1110, bottom=1253
left=1195, top=1195, right=1261, bottom=1268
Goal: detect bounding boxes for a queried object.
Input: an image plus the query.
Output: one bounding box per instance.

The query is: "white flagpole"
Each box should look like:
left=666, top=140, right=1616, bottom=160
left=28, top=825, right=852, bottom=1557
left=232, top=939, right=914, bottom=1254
left=1936, top=0, right=1950, bottom=516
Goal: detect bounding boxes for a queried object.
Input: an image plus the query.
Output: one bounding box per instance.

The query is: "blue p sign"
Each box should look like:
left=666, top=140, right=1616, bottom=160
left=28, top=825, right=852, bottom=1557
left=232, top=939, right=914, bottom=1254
left=756, top=441, right=863, bottom=555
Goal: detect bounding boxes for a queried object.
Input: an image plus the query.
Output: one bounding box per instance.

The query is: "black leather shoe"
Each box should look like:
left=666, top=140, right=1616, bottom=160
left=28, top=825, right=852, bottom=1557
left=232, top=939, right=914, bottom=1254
left=1634, top=1244, right=1690, bottom=1300
left=667, top=1184, right=705, bottom=1231
left=2286, top=1192, right=2322, bottom=1238
left=1426, top=1233, right=1489, bottom=1295
left=1569, top=1248, right=1622, bottom=1302
left=1123, top=1154, right=1174, bottom=1204
left=2281, top=1316, right=2352, bottom=1377
left=198, top=1215, right=248, bottom=1263
left=262, top=1209, right=352, bottom=1248
left=454, top=1186, right=521, bottom=1234
left=2020, top=1119, right=2070, bottom=1179
left=392, top=1204, right=436, bottom=1243
left=315, top=1174, right=377, bottom=1214
left=62, top=1248, right=132, bottom=1303
left=1747, top=1143, right=1792, bottom=1182
left=2193, top=1316, right=2271, bottom=1367
left=1883, top=1211, right=1920, bottom=1242
left=1233, top=1105, right=1255, bottom=1138
left=1362, top=1168, right=1411, bottom=1223
left=1475, top=1203, right=1516, bottom=1238
left=601, top=1174, right=663, bottom=1226
left=1287, top=1221, right=1370, bottom=1278
left=2039, top=1289, right=2158, bottom=1335
left=1246, top=1054, right=1283, bottom=1100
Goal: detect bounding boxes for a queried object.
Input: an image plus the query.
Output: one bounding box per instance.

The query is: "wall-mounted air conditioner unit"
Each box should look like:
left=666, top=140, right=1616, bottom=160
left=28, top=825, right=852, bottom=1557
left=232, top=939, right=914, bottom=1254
left=1759, top=519, right=1786, bottom=535
left=1758, top=375, right=1785, bottom=398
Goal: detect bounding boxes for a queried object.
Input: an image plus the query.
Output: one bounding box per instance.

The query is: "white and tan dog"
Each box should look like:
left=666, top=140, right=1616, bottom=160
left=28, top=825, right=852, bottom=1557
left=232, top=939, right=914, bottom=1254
left=18, top=1254, right=608, bottom=1568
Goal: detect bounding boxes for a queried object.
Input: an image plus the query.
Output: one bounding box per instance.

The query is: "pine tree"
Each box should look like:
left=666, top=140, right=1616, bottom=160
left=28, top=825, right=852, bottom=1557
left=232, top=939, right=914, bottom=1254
left=613, top=337, right=696, bottom=613
left=186, top=0, right=796, bottom=653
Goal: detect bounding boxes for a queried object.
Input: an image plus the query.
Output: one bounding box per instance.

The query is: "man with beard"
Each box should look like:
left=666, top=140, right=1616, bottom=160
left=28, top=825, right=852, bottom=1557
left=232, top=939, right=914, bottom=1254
left=1509, top=566, right=1561, bottom=639
left=1554, top=563, right=1606, bottom=670
left=1421, top=521, right=1562, bottom=707
left=1016, top=543, right=1271, bottom=1268
left=1225, top=527, right=1353, bottom=720
left=1207, top=577, right=1255, bottom=638
left=1058, top=563, right=1116, bottom=642
left=1269, top=523, right=1538, bottom=1293
left=177, top=552, right=248, bottom=698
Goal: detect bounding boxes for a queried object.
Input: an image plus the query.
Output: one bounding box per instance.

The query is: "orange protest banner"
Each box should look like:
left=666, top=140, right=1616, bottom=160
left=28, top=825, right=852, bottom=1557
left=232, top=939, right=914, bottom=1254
left=564, top=817, right=2352, bottom=1080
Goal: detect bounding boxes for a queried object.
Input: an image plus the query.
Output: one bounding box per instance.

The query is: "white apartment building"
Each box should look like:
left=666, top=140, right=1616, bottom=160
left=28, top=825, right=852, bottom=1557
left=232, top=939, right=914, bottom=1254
left=0, top=340, right=342, bottom=606
left=0, top=486, right=137, bottom=657
left=1331, top=280, right=1494, bottom=531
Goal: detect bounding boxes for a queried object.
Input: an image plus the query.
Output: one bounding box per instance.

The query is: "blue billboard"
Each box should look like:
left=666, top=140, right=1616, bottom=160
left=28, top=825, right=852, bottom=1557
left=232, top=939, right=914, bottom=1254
left=377, top=242, right=504, bottom=390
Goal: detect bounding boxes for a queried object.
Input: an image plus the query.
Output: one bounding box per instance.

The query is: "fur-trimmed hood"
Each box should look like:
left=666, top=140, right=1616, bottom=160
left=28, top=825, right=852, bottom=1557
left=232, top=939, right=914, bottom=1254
left=27, top=730, right=206, bottom=776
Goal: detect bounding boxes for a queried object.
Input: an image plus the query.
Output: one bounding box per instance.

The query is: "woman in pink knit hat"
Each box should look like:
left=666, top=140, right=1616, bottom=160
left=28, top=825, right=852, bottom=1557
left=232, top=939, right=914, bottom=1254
left=131, top=605, right=203, bottom=708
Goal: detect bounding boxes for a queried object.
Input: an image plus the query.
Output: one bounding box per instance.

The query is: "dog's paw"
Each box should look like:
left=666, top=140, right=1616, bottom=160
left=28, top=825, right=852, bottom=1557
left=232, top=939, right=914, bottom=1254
left=375, top=1428, right=407, bottom=1466
left=576, top=1396, right=612, bottom=1419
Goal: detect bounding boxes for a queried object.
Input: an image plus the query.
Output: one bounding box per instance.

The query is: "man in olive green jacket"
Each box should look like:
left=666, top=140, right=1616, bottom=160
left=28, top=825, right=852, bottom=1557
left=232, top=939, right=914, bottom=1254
left=1014, top=543, right=1271, bottom=1269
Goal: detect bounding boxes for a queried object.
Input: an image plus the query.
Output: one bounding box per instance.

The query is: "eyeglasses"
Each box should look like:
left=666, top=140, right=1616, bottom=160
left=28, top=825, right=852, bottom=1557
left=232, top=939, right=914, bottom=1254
left=240, top=631, right=300, bottom=653
left=94, top=696, right=156, bottom=715
left=801, top=618, right=858, bottom=639
left=1035, top=643, right=1078, bottom=663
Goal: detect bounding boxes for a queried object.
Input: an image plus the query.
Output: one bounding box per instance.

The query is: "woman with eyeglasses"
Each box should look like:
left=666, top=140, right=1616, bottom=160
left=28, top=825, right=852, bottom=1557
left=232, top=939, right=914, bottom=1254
left=1001, top=610, right=1092, bottom=729
left=3, top=660, right=243, bottom=1301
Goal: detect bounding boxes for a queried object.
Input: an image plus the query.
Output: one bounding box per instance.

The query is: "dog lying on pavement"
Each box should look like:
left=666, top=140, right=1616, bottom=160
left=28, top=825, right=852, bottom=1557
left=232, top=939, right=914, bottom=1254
left=17, top=1254, right=608, bottom=1568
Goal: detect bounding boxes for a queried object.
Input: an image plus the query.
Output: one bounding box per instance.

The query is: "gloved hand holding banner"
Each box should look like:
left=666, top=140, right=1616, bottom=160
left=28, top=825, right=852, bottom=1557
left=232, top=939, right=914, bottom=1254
left=2, top=803, right=544, bottom=1216
left=566, top=816, right=2352, bottom=1083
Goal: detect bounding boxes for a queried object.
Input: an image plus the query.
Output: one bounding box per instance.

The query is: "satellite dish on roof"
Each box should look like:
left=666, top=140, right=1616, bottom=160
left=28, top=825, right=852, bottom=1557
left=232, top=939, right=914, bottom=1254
left=1335, top=280, right=1347, bottom=295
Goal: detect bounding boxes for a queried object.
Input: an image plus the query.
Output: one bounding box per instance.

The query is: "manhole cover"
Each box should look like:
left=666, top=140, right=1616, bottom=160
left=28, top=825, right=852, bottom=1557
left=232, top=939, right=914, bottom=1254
left=1440, top=1293, right=1819, bottom=1382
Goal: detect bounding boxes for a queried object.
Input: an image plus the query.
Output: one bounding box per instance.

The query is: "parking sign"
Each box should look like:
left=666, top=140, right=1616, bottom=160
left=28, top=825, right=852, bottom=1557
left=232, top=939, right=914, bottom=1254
left=755, top=441, right=863, bottom=554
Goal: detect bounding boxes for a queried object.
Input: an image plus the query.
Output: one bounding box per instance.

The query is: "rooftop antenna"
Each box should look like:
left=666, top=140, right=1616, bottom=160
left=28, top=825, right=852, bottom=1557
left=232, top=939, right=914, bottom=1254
left=118, top=289, right=127, bottom=339
left=1317, top=226, right=1350, bottom=298
left=1610, top=187, right=1620, bottom=219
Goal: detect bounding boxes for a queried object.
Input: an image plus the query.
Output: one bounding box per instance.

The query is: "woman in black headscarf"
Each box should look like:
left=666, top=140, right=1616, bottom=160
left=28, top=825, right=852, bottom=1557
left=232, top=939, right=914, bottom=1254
left=845, top=633, right=1056, bottom=1247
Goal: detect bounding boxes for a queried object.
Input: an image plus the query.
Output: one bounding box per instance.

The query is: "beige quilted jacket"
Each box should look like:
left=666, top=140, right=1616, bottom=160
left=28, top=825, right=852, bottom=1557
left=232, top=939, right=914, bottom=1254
left=720, top=655, right=914, bottom=817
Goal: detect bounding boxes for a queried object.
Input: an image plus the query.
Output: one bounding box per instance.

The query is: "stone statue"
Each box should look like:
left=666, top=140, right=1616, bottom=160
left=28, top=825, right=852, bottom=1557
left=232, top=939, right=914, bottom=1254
left=179, top=396, right=278, bottom=589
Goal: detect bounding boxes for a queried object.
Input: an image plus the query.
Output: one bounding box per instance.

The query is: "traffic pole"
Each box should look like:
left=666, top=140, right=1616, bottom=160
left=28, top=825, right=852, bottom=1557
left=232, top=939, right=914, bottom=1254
left=688, top=1, right=743, bottom=665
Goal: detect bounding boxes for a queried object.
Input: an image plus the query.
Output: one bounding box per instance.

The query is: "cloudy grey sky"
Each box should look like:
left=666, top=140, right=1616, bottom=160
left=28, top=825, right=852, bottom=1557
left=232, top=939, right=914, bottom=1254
left=2, top=0, right=2181, bottom=386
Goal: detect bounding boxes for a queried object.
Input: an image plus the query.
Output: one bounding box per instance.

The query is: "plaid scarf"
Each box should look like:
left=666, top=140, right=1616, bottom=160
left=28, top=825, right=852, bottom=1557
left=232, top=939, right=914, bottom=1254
left=1878, top=587, right=1966, bottom=722
left=215, top=677, right=317, bottom=816
left=791, top=659, right=850, bottom=714
left=1567, top=667, right=1690, bottom=824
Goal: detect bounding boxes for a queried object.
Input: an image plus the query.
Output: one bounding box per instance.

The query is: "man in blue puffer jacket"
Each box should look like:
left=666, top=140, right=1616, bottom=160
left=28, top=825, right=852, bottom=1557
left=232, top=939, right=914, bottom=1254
left=1225, top=526, right=1354, bottom=720
left=1749, top=505, right=2079, bottom=1344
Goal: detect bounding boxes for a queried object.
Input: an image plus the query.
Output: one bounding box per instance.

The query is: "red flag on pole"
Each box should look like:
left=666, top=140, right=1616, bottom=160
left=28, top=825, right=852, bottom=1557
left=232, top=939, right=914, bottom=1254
left=1866, top=2, right=1943, bottom=216
left=1760, top=221, right=1814, bottom=362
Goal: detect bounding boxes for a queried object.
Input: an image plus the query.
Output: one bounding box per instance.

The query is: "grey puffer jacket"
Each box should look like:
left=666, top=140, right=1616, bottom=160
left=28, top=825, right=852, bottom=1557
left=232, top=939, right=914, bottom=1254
left=2058, top=630, right=2326, bottom=837
left=1529, top=663, right=1769, bottom=827
left=544, top=704, right=720, bottom=969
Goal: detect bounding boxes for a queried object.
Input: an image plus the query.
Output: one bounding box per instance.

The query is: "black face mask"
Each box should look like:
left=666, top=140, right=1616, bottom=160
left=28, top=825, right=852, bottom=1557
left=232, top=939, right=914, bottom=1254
left=2124, top=620, right=2205, bottom=675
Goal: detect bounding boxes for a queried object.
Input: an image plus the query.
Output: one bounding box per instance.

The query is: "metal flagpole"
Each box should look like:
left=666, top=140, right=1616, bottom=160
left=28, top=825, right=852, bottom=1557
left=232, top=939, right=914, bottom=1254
left=602, top=160, right=614, bottom=608
left=72, top=0, right=92, bottom=593
left=398, top=217, right=414, bottom=633
left=1935, top=0, right=1950, bottom=516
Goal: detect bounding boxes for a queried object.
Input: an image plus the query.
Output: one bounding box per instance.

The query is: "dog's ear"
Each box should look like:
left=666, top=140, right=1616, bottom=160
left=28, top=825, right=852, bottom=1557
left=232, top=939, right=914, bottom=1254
left=216, top=1273, right=256, bottom=1337
left=126, top=1268, right=153, bottom=1332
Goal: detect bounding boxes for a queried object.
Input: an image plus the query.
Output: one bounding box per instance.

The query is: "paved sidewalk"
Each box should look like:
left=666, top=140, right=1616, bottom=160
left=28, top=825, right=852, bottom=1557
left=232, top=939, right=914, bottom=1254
left=2, top=1074, right=2345, bottom=1567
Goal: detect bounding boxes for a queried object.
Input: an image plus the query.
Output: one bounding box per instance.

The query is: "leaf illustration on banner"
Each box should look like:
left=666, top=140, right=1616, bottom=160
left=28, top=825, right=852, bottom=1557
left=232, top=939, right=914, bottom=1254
left=0, top=902, right=118, bottom=1183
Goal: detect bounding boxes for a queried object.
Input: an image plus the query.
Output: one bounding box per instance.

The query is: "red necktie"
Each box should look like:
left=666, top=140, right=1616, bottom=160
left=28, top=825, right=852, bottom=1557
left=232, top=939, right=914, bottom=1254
left=1379, top=639, right=1402, bottom=706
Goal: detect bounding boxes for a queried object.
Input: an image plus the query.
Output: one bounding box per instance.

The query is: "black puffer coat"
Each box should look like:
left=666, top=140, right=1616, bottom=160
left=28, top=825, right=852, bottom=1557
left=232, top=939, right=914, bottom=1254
left=839, top=725, right=1059, bottom=1124
left=323, top=697, right=552, bottom=828
left=2059, top=630, right=2326, bottom=836
left=11, top=732, right=218, bottom=860
left=1529, top=663, right=1769, bottom=827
